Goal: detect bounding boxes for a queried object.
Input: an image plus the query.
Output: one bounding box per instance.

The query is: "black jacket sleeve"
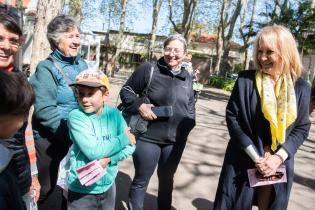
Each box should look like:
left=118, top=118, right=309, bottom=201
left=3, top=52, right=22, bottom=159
left=0, top=166, right=26, bottom=210
left=120, top=62, right=153, bottom=114
left=0, top=122, right=31, bottom=195
left=282, top=79, right=311, bottom=158
left=226, top=71, right=256, bottom=150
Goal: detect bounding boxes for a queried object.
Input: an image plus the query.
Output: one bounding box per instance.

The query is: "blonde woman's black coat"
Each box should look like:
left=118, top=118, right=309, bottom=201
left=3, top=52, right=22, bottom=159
left=214, top=70, right=311, bottom=210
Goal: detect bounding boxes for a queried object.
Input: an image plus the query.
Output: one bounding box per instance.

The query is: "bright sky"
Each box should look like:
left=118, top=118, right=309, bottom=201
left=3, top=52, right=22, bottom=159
left=79, top=0, right=170, bottom=35
left=71, top=0, right=300, bottom=44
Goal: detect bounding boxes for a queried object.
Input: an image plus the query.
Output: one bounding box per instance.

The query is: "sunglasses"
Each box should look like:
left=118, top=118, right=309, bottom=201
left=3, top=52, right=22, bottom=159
left=255, top=171, right=284, bottom=181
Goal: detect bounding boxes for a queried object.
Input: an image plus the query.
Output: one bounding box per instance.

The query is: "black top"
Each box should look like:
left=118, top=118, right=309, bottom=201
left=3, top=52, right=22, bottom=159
left=0, top=144, right=26, bottom=210
left=0, top=67, right=31, bottom=196
left=120, top=57, right=195, bottom=144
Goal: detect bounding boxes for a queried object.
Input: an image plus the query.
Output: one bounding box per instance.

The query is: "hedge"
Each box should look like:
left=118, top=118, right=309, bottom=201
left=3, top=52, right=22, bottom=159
left=208, top=76, right=236, bottom=92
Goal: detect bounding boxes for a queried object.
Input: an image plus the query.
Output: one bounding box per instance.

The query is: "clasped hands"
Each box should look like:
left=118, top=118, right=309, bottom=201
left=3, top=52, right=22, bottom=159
left=255, top=151, right=283, bottom=177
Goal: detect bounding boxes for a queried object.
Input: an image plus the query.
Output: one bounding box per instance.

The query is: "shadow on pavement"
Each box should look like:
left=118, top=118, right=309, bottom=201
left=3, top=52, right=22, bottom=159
left=293, top=174, right=315, bottom=190
left=115, top=171, right=131, bottom=210
left=198, top=88, right=230, bottom=102
left=192, top=198, right=214, bottom=210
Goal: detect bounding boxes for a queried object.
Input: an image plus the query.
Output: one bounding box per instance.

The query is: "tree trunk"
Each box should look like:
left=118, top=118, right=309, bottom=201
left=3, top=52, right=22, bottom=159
left=69, top=0, right=83, bottom=22
left=148, top=0, right=163, bottom=60
left=219, top=0, right=243, bottom=75
left=29, top=0, right=64, bottom=73
left=243, top=49, right=249, bottom=69
left=168, top=0, right=198, bottom=40
left=245, top=48, right=251, bottom=69
left=240, top=0, right=257, bottom=69
left=14, top=0, right=23, bottom=71
left=104, top=8, right=112, bottom=68
left=213, top=0, right=226, bottom=75
left=111, top=0, right=127, bottom=77
left=271, top=0, right=280, bottom=22
left=182, top=0, right=197, bottom=40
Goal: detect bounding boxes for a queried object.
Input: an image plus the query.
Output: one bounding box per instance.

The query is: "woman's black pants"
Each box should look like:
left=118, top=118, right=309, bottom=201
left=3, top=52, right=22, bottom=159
left=128, top=139, right=187, bottom=210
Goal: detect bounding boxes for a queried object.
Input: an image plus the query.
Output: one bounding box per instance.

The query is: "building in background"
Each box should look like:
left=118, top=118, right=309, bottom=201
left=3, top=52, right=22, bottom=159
left=84, top=30, right=244, bottom=82
left=1, top=1, right=245, bottom=82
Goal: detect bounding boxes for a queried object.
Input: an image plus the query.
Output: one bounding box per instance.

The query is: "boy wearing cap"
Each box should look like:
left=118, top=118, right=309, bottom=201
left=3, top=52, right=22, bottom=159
left=66, top=69, right=136, bottom=210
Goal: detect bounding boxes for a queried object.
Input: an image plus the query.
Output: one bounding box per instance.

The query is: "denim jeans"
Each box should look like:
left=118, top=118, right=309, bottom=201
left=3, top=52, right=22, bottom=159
left=128, top=140, right=187, bottom=210
left=68, top=183, right=116, bottom=210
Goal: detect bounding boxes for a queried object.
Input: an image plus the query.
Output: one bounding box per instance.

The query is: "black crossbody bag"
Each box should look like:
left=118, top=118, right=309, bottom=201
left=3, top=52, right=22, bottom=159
left=117, top=64, right=154, bottom=135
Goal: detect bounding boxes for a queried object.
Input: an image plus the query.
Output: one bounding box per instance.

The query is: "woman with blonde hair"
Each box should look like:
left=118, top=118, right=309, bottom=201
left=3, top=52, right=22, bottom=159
left=214, top=25, right=311, bottom=209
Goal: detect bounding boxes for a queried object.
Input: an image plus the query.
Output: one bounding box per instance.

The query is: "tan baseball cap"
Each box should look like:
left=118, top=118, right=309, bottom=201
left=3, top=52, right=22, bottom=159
left=70, top=69, right=110, bottom=90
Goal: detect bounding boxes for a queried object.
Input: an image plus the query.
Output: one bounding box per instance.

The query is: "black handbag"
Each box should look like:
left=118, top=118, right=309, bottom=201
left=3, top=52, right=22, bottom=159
left=117, top=65, right=154, bottom=135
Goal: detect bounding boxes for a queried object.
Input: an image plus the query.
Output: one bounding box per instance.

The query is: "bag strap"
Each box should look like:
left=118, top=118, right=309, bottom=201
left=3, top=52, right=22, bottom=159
left=142, top=64, right=154, bottom=97
left=116, top=62, right=155, bottom=107
left=47, top=57, right=73, bottom=85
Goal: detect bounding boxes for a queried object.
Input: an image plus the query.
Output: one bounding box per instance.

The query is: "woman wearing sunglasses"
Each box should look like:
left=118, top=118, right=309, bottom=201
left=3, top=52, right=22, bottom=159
left=214, top=25, right=311, bottom=210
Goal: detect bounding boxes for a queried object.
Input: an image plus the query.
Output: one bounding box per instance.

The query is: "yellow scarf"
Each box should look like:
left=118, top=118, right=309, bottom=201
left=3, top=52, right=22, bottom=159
left=256, top=71, right=297, bottom=151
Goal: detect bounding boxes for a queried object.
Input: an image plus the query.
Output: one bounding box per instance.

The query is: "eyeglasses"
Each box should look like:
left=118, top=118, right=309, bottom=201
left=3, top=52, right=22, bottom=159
left=255, top=171, right=284, bottom=181
left=0, top=35, right=20, bottom=48
left=164, top=47, right=184, bottom=55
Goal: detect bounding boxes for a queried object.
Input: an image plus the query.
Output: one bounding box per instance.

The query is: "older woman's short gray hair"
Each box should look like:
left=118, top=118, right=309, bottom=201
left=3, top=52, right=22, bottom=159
left=47, top=15, right=80, bottom=50
left=163, top=34, right=187, bottom=51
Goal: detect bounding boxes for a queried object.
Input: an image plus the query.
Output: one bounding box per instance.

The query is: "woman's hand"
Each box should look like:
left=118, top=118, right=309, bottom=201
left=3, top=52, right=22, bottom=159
left=98, top=157, right=111, bottom=168
left=138, top=103, right=157, bottom=120
left=125, top=128, right=136, bottom=144
left=255, top=154, right=283, bottom=176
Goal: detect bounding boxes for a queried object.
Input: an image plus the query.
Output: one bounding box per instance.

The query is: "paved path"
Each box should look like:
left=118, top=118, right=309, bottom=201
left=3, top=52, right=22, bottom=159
left=108, top=80, right=315, bottom=210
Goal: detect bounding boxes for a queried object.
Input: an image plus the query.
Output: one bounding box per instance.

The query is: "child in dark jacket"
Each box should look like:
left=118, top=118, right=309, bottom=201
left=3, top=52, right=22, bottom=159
left=0, top=71, right=35, bottom=210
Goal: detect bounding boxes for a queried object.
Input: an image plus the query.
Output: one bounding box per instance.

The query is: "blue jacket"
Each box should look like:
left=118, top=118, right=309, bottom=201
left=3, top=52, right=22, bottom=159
left=30, top=49, right=88, bottom=140
left=67, top=105, right=135, bottom=194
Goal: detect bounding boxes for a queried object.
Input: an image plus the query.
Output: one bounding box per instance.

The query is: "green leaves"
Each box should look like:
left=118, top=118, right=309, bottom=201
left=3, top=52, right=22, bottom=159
left=208, top=75, right=236, bottom=92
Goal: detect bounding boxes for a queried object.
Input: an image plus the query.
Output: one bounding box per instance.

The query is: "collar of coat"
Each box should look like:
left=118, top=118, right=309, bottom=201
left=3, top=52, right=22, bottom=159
left=157, top=57, right=188, bottom=81
left=50, top=49, right=81, bottom=65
